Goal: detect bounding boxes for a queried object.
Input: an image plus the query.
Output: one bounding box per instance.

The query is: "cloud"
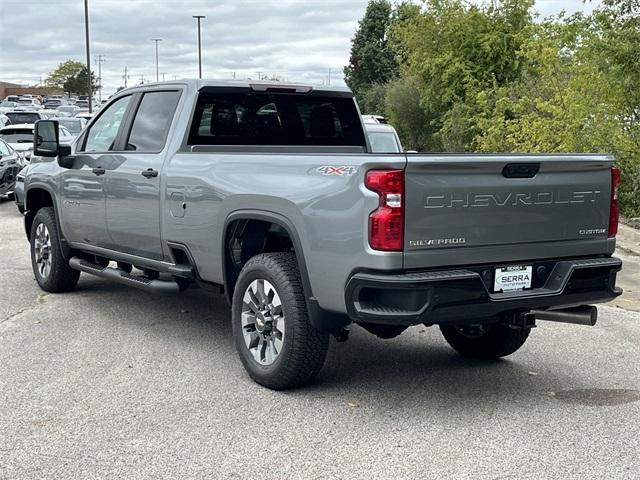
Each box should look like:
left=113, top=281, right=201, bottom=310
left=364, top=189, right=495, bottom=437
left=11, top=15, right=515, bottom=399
left=0, top=0, right=599, bottom=97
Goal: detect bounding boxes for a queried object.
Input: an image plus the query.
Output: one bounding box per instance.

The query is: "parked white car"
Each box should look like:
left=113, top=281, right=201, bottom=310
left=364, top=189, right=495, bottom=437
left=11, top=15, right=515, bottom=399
left=51, top=117, right=87, bottom=138
left=0, top=124, right=74, bottom=164
left=0, top=101, right=18, bottom=114
left=4, top=111, right=48, bottom=125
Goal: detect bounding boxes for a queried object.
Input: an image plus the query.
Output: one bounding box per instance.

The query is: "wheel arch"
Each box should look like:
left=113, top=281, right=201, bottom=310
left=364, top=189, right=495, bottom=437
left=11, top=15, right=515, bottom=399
left=221, top=210, right=351, bottom=331
left=24, top=184, right=72, bottom=260
left=222, top=210, right=313, bottom=304
left=24, top=184, right=56, bottom=240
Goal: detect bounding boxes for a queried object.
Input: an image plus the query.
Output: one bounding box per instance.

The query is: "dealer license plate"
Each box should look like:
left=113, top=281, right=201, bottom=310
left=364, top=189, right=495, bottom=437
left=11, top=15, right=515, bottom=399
left=494, top=265, right=532, bottom=292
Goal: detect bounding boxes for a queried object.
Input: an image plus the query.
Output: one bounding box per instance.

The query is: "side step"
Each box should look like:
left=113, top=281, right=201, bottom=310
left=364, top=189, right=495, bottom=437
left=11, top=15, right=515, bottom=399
left=69, top=257, right=181, bottom=294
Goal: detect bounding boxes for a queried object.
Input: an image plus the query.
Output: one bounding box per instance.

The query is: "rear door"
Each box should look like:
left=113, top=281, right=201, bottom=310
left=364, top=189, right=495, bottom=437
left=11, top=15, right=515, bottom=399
left=103, top=90, right=181, bottom=260
left=403, top=154, right=614, bottom=269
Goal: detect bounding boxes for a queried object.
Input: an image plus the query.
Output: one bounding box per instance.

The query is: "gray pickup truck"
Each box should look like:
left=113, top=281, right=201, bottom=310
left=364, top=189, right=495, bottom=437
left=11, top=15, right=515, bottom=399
left=24, top=80, right=622, bottom=389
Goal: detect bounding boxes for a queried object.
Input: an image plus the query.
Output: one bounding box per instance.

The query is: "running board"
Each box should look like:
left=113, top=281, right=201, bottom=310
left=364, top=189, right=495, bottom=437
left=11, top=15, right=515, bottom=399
left=69, top=257, right=181, bottom=294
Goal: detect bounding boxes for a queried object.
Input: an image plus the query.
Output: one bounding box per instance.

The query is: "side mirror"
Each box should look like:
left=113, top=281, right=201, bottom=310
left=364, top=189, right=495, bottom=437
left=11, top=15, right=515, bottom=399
left=33, top=120, right=60, bottom=157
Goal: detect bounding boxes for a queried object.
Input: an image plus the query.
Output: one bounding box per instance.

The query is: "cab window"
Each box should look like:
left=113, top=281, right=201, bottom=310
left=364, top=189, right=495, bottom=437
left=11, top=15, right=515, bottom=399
left=82, top=96, right=131, bottom=153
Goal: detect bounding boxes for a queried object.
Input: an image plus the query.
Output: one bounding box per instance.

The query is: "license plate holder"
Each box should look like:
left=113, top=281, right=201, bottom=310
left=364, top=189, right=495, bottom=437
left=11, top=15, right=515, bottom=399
left=494, top=265, right=533, bottom=292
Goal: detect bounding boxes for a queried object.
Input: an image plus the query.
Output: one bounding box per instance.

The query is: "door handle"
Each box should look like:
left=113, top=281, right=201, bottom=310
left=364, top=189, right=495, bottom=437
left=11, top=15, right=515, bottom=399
left=141, top=168, right=159, bottom=178
left=92, top=166, right=106, bottom=176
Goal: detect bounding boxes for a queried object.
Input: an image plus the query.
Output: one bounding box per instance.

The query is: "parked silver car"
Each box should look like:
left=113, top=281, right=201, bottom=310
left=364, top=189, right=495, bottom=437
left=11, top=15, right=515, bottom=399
left=365, top=122, right=404, bottom=153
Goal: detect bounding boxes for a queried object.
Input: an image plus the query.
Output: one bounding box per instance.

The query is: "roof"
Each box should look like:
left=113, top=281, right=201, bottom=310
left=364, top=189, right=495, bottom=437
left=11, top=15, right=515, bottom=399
left=0, top=123, right=35, bottom=131
left=117, top=79, right=352, bottom=96
left=364, top=123, right=399, bottom=134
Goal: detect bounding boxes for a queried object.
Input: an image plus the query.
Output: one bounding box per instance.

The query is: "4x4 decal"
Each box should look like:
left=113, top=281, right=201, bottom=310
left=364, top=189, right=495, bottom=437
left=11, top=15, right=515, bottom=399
left=316, top=166, right=358, bottom=176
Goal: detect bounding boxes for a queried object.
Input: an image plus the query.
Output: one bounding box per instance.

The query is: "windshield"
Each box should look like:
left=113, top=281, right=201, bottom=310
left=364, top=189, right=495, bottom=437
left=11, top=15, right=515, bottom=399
left=58, top=106, right=75, bottom=113
left=18, top=99, right=34, bottom=105
left=367, top=131, right=401, bottom=153
left=0, top=130, right=33, bottom=143
left=0, top=102, right=17, bottom=108
left=0, top=140, right=12, bottom=155
left=6, top=112, right=39, bottom=124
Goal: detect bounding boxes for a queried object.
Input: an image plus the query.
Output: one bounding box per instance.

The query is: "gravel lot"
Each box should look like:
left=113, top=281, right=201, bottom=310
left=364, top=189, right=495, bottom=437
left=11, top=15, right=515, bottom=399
left=1, top=199, right=639, bottom=480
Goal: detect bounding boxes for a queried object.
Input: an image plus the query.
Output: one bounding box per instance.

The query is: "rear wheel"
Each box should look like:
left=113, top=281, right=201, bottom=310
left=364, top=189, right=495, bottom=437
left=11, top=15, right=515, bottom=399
left=30, top=207, right=80, bottom=293
left=440, top=321, right=530, bottom=359
left=231, top=253, right=329, bottom=390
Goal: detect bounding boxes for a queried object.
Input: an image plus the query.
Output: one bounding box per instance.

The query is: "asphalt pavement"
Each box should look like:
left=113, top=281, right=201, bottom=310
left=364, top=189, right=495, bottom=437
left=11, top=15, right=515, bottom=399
left=1, top=198, right=639, bottom=480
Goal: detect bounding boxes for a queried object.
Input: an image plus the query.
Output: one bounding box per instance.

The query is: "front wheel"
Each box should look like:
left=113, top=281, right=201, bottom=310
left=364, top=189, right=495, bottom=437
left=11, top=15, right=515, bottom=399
left=440, top=322, right=530, bottom=359
left=231, top=253, right=329, bottom=390
left=30, top=207, right=80, bottom=293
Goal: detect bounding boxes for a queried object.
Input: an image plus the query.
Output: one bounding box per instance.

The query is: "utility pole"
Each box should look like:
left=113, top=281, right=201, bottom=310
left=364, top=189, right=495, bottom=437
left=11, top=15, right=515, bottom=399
left=139, top=74, right=145, bottom=85
left=193, top=15, right=206, bottom=79
left=95, top=54, right=105, bottom=101
left=152, top=38, right=162, bottom=82
left=328, top=68, right=331, bottom=86
left=83, top=0, right=93, bottom=113
left=122, top=66, right=130, bottom=88
left=161, top=72, right=166, bottom=81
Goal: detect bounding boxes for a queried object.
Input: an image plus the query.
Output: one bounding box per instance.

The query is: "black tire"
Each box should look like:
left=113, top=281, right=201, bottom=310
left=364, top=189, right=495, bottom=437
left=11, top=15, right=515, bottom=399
left=7, top=192, right=15, bottom=201
left=30, top=207, right=80, bottom=293
left=17, top=204, right=25, bottom=214
left=440, top=322, right=530, bottom=359
left=231, top=252, right=329, bottom=390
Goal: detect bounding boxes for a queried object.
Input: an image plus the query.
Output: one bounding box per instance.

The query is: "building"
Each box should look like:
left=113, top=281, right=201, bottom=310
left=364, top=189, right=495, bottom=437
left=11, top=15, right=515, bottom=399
left=0, top=81, right=63, bottom=99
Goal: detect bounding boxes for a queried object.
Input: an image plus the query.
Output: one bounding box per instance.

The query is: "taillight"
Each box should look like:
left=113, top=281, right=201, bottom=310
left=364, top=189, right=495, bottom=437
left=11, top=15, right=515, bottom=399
left=608, top=166, right=621, bottom=237
left=365, top=170, right=404, bottom=251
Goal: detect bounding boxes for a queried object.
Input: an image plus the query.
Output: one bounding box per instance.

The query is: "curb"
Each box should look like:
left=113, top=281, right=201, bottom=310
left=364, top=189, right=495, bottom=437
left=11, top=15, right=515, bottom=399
left=618, top=223, right=640, bottom=256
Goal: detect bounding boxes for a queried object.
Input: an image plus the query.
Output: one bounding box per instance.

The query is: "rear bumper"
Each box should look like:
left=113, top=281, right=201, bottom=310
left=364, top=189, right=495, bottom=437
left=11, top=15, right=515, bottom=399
left=345, top=256, right=622, bottom=326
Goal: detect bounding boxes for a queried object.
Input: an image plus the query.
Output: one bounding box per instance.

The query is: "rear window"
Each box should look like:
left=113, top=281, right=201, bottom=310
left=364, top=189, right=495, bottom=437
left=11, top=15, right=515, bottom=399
left=188, top=91, right=366, bottom=147
left=6, top=112, right=40, bottom=124
left=58, top=119, right=82, bottom=134
left=367, top=131, right=401, bottom=153
left=0, top=129, right=33, bottom=143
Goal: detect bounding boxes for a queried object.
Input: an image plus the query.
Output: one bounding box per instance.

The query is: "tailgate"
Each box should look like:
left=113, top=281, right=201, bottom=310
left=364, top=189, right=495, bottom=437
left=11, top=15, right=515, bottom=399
left=403, top=154, right=614, bottom=269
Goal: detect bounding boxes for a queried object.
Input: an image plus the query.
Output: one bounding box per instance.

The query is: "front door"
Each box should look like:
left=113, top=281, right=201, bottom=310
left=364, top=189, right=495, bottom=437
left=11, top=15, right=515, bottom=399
left=104, top=90, right=182, bottom=260
left=60, top=95, right=132, bottom=246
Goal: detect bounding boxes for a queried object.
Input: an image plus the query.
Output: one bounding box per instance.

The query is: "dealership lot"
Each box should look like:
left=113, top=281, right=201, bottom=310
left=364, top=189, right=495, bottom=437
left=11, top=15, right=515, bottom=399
left=1, top=200, right=639, bottom=479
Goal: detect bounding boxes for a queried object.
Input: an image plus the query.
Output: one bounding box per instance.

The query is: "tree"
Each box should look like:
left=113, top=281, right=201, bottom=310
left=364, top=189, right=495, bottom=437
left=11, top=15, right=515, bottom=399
left=390, top=0, right=534, bottom=150
left=385, top=76, right=430, bottom=150
left=46, top=60, right=98, bottom=96
left=344, top=0, right=398, bottom=101
left=351, top=0, right=640, bottom=215
left=359, top=83, right=388, bottom=115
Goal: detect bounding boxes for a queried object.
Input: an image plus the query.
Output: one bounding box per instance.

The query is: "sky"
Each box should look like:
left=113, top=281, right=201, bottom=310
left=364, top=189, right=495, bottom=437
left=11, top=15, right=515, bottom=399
left=0, top=0, right=601, bottom=97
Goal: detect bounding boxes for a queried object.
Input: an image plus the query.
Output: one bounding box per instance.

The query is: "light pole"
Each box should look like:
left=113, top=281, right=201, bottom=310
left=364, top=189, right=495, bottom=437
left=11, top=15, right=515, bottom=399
left=95, top=54, right=105, bottom=102
left=152, top=38, right=162, bottom=82
left=193, top=15, right=206, bottom=79
left=84, top=0, right=93, bottom=113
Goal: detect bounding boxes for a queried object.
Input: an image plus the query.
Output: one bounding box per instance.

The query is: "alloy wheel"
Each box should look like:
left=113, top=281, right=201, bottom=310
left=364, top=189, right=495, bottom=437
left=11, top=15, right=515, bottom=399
left=34, top=223, right=52, bottom=279
left=241, top=279, right=285, bottom=365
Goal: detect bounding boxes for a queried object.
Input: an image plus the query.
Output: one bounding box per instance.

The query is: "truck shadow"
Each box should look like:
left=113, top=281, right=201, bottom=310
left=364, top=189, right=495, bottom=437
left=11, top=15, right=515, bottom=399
left=73, top=277, right=582, bottom=408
